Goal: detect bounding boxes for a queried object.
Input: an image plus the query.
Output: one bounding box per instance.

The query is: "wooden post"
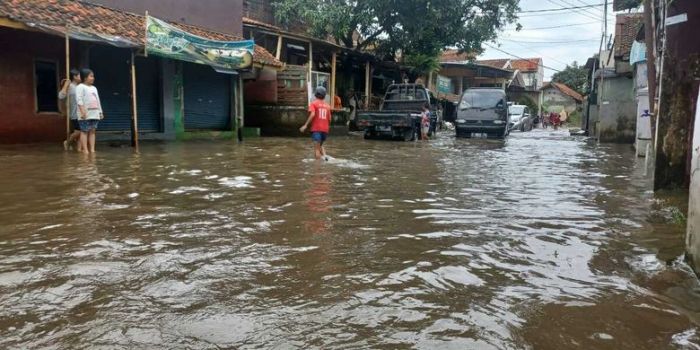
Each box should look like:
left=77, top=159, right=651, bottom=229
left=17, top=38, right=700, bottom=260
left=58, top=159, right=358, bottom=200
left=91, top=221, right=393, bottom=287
left=427, top=71, right=433, bottom=91
left=275, top=34, right=283, bottom=61
left=330, top=52, right=337, bottom=109
left=130, top=51, right=140, bottom=150
left=308, top=41, right=313, bottom=82
left=238, top=75, right=245, bottom=142
left=64, top=29, right=70, bottom=143
left=364, top=61, right=370, bottom=109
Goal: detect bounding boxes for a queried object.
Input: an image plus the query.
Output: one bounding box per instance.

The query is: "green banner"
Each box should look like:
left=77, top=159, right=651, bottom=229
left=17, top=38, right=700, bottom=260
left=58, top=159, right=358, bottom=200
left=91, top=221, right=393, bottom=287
left=146, top=16, right=254, bottom=71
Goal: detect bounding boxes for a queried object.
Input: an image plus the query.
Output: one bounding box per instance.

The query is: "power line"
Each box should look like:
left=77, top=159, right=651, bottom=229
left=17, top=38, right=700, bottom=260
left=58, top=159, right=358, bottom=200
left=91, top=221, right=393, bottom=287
left=517, top=21, right=600, bottom=30
left=500, top=38, right=599, bottom=44
left=551, top=0, right=604, bottom=19
left=483, top=43, right=562, bottom=72
left=573, top=0, right=606, bottom=15
left=517, top=3, right=605, bottom=13
left=545, top=0, right=601, bottom=21
left=503, top=40, right=571, bottom=66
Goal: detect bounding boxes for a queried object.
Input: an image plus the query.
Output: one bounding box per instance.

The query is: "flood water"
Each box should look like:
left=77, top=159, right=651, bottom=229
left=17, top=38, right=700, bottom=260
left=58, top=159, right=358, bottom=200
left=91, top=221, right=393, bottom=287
left=0, top=129, right=698, bottom=349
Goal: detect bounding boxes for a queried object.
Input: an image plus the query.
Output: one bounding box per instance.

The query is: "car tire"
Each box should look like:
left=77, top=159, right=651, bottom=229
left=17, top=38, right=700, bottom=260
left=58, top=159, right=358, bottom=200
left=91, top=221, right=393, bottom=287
left=363, top=130, right=374, bottom=140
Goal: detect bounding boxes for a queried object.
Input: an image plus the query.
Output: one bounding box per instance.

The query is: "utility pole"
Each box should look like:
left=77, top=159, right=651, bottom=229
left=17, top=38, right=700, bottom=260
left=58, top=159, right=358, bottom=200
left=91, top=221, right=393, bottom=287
left=643, top=0, right=657, bottom=142
left=596, top=0, right=609, bottom=140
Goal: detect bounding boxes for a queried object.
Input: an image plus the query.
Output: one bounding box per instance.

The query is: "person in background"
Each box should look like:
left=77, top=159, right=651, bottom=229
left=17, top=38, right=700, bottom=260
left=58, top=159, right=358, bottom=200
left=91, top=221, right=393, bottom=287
left=420, top=103, right=430, bottom=140
left=58, top=68, right=82, bottom=151
left=75, top=68, right=103, bottom=154
left=333, top=89, right=342, bottom=110
left=300, top=86, right=332, bottom=160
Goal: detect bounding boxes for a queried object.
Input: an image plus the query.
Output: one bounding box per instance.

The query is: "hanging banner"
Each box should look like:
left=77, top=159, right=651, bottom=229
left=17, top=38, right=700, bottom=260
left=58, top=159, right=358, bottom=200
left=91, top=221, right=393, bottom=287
left=437, top=75, right=452, bottom=94
left=146, top=16, right=254, bottom=71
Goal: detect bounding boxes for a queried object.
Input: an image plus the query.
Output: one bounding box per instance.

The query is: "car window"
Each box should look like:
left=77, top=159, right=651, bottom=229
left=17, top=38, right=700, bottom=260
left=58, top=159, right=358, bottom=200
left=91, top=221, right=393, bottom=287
left=459, top=90, right=503, bottom=109
left=508, top=106, right=525, bottom=115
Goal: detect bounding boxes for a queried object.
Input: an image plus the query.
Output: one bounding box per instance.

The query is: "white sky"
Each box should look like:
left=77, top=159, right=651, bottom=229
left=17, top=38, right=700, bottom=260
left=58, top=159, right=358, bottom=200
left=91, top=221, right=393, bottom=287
left=479, top=0, right=618, bottom=80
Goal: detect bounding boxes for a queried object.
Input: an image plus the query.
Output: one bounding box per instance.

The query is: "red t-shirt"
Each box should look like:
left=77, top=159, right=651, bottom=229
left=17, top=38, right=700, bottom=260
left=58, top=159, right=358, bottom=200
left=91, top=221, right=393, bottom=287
left=308, top=99, right=331, bottom=133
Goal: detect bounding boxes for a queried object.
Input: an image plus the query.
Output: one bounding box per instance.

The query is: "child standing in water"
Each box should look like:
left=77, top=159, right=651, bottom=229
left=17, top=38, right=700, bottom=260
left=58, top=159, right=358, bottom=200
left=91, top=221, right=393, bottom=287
left=300, top=86, right=331, bottom=160
left=420, top=103, right=430, bottom=140
left=75, top=68, right=103, bottom=154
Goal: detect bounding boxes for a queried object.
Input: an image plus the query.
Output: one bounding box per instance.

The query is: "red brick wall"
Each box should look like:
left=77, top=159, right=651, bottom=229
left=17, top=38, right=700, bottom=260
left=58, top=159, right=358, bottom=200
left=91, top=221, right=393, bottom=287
left=244, top=67, right=277, bottom=104
left=0, top=28, right=74, bottom=144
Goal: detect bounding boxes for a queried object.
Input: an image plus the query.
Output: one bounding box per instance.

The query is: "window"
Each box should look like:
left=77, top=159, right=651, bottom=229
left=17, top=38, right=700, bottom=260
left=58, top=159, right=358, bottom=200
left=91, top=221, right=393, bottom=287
left=34, top=60, right=59, bottom=113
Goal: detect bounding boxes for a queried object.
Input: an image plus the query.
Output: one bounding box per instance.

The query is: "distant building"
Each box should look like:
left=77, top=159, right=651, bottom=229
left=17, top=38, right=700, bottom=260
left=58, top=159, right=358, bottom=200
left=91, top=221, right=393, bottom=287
left=540, top=82, right=583, bottom=114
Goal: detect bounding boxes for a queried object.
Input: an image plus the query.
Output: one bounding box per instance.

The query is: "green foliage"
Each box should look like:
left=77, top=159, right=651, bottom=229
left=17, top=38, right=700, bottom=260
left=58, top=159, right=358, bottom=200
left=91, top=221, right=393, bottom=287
left=272, top=0, right=520, bottom=58
left=403, top=53, right=441, bottom=77
left=551, top=61, right=589, bottom=96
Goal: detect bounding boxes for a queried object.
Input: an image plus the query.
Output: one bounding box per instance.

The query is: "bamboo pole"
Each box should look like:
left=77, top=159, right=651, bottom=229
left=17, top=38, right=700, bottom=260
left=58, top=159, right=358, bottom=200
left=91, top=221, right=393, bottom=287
left=238, top=75, right=245, bottom=142
left=64, top=28, right=70, bottom=143
left=275, top=34, right=283, bottom=60
left=330, top=52, right=337, bottom=109
left=130, top=51, right=140, bottom=150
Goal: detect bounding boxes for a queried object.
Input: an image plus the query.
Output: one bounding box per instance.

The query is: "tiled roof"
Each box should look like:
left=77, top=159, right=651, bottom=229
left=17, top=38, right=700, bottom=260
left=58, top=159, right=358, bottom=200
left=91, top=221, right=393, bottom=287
left=511, top=58, right=542, bottom=72
left=0, top=0, right=282, bottom=67
left=475, top=59, right=510, bottom=69
left=543, top=82, right=583, bottom=102
left=614, top=13, right=644, bottom=61
left=440, top=49, right=475, bottom=63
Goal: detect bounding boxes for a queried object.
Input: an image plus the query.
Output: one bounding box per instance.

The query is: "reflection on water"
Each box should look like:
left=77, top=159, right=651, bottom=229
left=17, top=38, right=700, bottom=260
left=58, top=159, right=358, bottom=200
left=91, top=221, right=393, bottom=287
left=0, top=130, right=697, bottom=349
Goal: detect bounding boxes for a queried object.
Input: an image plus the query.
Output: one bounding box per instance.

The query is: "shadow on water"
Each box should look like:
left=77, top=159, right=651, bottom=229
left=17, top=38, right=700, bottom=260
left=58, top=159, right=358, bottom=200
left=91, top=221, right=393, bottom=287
left=0, top=129, right=698, bottom=349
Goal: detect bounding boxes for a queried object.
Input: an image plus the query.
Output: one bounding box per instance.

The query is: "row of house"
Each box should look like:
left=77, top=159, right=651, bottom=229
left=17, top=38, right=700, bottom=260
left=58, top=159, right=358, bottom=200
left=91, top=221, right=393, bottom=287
left=585, top=1, right=698, bottom=273
left=0, top=0, right=587, bottom=145
left=433, top=52, right=582, bottom=121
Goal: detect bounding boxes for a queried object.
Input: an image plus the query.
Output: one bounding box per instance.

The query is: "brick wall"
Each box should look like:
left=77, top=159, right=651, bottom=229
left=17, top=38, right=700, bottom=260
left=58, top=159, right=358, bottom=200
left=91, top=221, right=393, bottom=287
left=0, top=29, right=75, bottom=143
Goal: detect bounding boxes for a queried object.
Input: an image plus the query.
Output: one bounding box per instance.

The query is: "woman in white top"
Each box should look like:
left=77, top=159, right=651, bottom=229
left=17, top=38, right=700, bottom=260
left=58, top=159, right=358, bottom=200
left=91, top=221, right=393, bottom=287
left=75, top=68, right=103, bottom=153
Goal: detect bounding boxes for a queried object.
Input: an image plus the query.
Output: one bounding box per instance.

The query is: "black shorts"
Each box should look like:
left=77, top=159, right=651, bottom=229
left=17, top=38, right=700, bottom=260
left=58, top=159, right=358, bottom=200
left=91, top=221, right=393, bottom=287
left=72, top=120, right=81, bottom=131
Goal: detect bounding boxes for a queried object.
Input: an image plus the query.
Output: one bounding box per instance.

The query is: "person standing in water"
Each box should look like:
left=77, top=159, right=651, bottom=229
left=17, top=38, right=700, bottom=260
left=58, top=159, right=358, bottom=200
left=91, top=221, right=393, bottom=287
left=75, top=68, right=103, bottom=154
left=58, top=68, right=82, bottom=151
left=300, top=86, right=331, bottom=160
left=420, top=103, right=431, bottom=140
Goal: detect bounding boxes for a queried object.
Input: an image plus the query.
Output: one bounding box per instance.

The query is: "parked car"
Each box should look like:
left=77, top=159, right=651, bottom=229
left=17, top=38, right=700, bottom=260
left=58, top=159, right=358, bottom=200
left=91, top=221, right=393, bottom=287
left=454, top=88, right=509, bottom=139
left=356, top=84, right=437, bottom=141
left=508, top=104, right=533, bottom=132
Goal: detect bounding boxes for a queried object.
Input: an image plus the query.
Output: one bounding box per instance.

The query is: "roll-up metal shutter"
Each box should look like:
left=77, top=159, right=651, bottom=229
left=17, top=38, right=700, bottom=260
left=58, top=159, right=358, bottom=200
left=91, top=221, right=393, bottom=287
left=184, top=62, right=231, bottom=131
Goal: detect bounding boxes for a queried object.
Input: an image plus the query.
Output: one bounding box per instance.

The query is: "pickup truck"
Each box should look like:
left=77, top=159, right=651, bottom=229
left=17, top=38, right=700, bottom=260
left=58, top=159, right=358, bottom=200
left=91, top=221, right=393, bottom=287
left=356, top=84, right=437, bottom=141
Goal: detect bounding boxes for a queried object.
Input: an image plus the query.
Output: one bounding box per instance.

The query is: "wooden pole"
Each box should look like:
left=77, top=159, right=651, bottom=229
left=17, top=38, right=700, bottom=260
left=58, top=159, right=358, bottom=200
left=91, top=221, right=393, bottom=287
left=130, top=51, right=140, bottom=150
left=275, top=34, right=283, bottom=60
left=364, top=61, right=370, bottom=109
left=64, top=28, right=70, bottom=143
left=330, top=52, right=337, bottom=109
left=238, top=75, right=245, bottom=142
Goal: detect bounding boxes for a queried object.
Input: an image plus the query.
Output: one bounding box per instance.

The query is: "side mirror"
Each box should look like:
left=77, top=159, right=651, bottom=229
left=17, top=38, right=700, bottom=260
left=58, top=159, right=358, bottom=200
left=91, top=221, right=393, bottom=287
left=495, top=101, right=505, bottom=109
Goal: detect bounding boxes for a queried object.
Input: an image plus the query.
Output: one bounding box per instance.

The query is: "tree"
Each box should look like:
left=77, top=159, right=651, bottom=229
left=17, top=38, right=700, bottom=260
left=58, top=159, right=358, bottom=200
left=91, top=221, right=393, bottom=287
left=551, top=61, right=588, bottom=96
left=272, top=0, right=520, bottom=59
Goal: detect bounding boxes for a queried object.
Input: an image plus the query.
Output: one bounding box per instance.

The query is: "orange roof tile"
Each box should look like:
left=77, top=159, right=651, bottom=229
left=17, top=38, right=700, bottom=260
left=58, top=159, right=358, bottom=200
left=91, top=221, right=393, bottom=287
left=475, top=59, right=510, bottom=69
left=511, top=58, right=542, bottom=72
left=440, top=49, right=475, bottom=63
left=0, top=0, right=282, bottom=67
left=544, top=82, right=583, bottom=102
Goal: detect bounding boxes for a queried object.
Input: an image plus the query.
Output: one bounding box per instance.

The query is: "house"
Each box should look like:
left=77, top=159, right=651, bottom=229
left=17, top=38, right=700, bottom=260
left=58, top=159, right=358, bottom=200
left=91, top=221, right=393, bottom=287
left=511, top=58, right=544, bottom=91
left=595, top=13, right=643, bottom=144
left=475, top=58, right=541, bottom=112
left=239, top=0, right=385, bottom=136
left=540, top=82, right=583, bottom=115
left=0, top=0, right=282, bottom=144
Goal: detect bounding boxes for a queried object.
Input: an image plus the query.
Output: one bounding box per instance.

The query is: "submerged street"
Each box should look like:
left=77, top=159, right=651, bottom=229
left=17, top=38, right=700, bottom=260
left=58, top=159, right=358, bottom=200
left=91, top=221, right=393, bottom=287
left=0, top=129, right=698, bottom=349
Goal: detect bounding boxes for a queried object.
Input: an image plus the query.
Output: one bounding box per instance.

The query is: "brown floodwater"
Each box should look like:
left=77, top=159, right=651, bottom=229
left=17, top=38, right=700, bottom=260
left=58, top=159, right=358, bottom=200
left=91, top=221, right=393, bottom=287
left=0, top=129, right=698, bottom=349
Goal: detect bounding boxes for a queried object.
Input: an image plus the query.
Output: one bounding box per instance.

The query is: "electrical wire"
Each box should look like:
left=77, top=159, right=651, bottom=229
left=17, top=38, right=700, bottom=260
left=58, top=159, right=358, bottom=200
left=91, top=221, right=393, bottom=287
left=483, top=43, right=563, bottom=72
left=517, top=3, right=605, bottom=13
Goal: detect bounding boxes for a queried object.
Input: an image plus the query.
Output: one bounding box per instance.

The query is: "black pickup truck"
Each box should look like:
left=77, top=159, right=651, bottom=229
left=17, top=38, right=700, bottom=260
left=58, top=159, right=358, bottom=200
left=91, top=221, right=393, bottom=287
left=356, top=84, right=437, bottom=141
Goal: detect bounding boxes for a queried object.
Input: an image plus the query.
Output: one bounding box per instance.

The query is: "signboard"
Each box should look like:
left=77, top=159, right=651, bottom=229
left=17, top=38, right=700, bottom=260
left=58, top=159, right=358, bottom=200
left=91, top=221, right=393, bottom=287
left=146, top=16, right=254, bottom=72
left=437, top=75, right=452, bottom=94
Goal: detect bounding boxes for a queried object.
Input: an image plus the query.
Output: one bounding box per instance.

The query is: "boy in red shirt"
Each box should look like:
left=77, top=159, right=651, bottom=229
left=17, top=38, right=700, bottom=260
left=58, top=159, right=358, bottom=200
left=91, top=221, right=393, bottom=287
left=300, top=86, right=331, bottom=160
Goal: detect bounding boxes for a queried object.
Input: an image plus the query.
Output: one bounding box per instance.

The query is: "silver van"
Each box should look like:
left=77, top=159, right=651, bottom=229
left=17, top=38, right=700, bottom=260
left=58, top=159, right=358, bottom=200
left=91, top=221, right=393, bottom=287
left=454, top=88, right=509, bottom=139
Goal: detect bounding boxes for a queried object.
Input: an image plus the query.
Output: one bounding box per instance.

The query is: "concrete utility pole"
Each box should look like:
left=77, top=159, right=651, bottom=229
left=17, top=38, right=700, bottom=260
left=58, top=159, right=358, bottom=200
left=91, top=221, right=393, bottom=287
left=643, top=0, right=657, bottom=128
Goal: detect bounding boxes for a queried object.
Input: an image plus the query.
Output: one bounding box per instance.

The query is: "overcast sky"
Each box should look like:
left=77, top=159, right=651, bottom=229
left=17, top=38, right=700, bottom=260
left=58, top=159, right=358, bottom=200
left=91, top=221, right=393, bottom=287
left=478, top=0, right=618, bottom=80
